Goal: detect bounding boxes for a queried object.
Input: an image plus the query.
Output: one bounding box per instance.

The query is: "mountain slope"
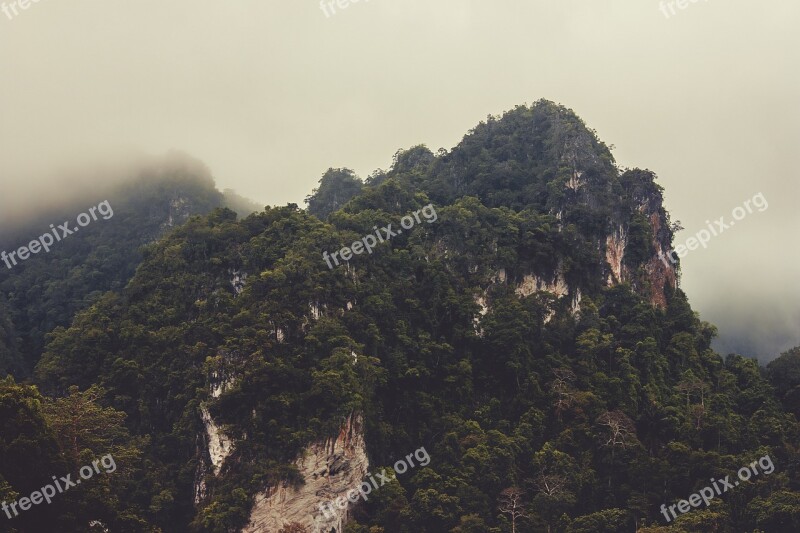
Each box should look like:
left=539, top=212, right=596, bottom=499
left=27, top=101, right=800, bottom=532
left=0, top=153, right=259, bottom=377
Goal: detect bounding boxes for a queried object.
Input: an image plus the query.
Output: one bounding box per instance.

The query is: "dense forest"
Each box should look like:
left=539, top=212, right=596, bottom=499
left=2, top=101, right=799, bottom=532
left=0, top=153, right=259, bottom=377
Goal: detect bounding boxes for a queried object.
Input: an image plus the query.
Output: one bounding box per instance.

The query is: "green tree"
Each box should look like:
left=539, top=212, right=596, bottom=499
left=566, top=508, right=628, bottom=533
left=306, top=168, right=364, bottom=219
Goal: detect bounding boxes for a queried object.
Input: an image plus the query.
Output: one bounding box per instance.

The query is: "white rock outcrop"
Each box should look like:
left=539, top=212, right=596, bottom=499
left=230, top=269, right=248, bottom=296
left=515, top=273, right=569, bottom=298
left=201, top=405, right=233, bottom=475
left=605, top=225, right=627, bottom=285
left=514, top=270, right=581, bottom=321
left=473, top=293, right=489, bottom=336
left=244, top=413, right=369, bottom=533
left=566, top=170, right=584, bottom=190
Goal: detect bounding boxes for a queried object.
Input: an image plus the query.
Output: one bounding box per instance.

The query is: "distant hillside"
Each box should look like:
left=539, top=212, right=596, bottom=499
left=0, top=153, right=259, bottom=376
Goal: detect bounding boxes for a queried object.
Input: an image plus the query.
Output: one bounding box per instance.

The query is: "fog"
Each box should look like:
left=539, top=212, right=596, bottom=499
left=0, top=0, right=797, bottom=361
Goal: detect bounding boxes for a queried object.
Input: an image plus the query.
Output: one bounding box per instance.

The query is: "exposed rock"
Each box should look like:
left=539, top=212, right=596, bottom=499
left=643, top=212, right=677, bottom=307
left=161, top=197, right=192, bottom=230
left=210, top=373, right=235, bottom=399
left=515, top=272, right=569, bottom=299
left=566, top=170, right=584, bottom=191
left=194, top=442, right=209, bottom=504
left=473, top=293, right=489, bottom=336
left=196, top=371, right=237, bottom=503
left=605, top=225, right=627, bottom=285
left=475, top=294, right=489, bottom=316
left=571, top=288, right=582, bottom=315
left=229, top=269, right=248, bottom=296
left=244, top=413, right=369, bottom=533
left=200, top=405, right=233, bottom=475
left=88, top=520, right=109, bottom=532
left=514, top=269, right=581, bottom=322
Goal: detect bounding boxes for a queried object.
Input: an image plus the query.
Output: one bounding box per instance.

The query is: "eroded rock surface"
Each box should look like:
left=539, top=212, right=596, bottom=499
left=244, top=413, right=369, bottom=533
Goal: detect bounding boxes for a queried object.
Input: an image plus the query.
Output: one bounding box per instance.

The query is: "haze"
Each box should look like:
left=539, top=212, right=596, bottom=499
left=0, top=0, right=797, bottom=360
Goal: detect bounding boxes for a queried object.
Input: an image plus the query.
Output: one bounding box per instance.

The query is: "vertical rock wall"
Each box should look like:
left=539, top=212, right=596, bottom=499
left=244, top=413, right=369, bottom=533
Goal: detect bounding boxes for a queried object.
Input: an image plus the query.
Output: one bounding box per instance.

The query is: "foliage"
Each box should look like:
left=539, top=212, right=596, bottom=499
left=1, top=101, right=797, bottom=531
left=305, top=168, right=365, bottom=220
left=0, top=159, right=252, bottom=377
left=0, top=377, right=153, bottom=531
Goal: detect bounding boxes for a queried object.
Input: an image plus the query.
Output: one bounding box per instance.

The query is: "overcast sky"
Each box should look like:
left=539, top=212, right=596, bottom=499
left=0, top=0, right=797, bottom=361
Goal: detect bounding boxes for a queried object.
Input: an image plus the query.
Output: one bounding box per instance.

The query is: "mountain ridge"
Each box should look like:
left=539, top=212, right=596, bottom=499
left=2, top=101, right=799, bottom=532
left=0, top=152, right=259, bottom=376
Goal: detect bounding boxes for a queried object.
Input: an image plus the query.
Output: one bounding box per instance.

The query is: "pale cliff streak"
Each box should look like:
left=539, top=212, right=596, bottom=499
left=244, top=413, right=369, bottom=533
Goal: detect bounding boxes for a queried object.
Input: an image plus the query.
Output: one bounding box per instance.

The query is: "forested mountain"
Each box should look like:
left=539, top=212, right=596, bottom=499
left=0, top=153, right=259, bottom=377
left=2, top=101, right=799, bottom=532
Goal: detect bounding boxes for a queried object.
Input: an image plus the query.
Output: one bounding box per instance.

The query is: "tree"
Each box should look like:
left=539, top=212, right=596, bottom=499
left=566, top=508, right=628, bottom=532
left=450, top=514, right=490, bottom=533
left=305, top=168, right=364, bottom=219
left=1, top=378, right=151, bottom=530
left=596, top=410, right=638, bottom=459
left=40, top=384, right=150, bottom=530
left=767, top=346, right=800, bottom=417
left=747, top=491, right=800, bottom=531
left=550, top=368, right=578, bottom=421
left=41, top=385, right=130, bottom=464
left=498, top=487, right=527, bottom=533
left=0, top=377, right=66, bottom=531
left=530, top=443, right=578, bottom=533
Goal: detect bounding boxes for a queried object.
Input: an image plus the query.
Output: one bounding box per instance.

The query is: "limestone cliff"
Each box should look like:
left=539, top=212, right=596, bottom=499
left=244, top=413, right=369, bottom=533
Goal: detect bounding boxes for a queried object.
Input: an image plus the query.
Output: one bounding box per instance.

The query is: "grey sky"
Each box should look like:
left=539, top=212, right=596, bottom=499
left=1, top=0, right=797, bottom=360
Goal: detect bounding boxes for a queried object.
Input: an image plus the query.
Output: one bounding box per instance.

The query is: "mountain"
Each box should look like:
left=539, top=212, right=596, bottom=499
left=3, top=100, right=799, bottom=532
left=0, top=152, right=259, bottom=377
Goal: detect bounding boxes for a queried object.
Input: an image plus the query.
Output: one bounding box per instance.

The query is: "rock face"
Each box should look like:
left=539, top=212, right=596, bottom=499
left=515, top=272, right=569, bottom=299
left=473, top=293, right=489, bottom=336
left=161, top=197, right=193, bottom=230
left=605, top=225, right=627, bottom=285
left=601, top=195, right=678, bottom=308
left=200, top=405, right=233, bottom=475
left=514, top=271, right=581, bottom=321
left=229, top=269, right=248, bottom=296
left=642, top=210, right=678, bottom=308
left=244, top=413, right=369, bottom=533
